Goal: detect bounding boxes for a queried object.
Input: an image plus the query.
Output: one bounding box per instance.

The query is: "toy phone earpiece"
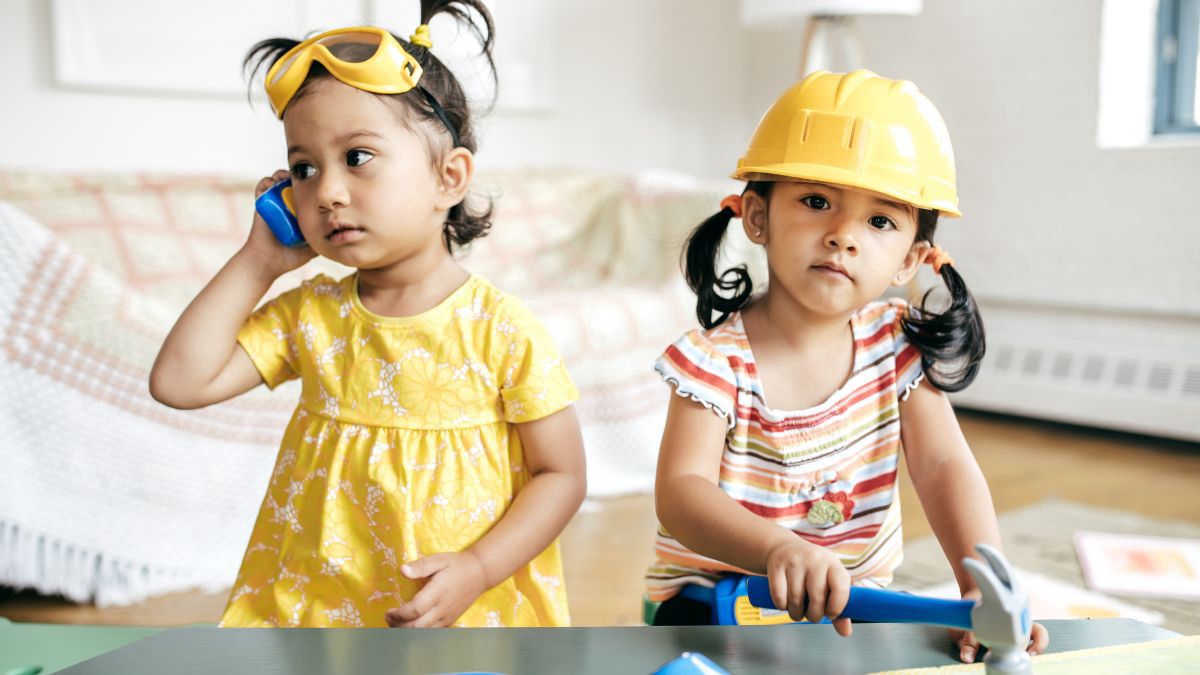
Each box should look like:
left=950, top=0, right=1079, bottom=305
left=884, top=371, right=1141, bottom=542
left=254, top=178, right=306, bottom=247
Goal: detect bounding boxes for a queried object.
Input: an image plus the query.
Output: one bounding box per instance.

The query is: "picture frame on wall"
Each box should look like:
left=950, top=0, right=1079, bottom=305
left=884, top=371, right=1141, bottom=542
left=49, top=0, right=553, bottom=111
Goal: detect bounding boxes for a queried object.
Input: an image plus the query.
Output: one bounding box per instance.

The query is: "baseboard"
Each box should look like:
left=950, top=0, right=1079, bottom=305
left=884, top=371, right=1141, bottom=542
left=948, top=301, right=1200, bottom=443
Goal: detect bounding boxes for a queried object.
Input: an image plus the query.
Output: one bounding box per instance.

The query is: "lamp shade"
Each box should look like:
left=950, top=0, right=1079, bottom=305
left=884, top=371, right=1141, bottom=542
left=740, top=0, right=921, bottom=26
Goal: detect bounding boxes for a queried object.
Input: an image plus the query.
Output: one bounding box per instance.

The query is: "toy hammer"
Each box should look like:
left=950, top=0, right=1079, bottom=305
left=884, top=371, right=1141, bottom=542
left=746, top=544, right=1033, bottom=674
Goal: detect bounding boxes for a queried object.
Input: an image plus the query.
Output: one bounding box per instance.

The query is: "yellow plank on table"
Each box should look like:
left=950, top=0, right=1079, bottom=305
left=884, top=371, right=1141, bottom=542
left=870, top=634, right=1200, bottom=674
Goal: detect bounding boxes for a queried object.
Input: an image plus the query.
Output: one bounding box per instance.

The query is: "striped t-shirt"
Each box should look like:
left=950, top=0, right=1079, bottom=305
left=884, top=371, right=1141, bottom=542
left=646, top=298, right=924, bottom=602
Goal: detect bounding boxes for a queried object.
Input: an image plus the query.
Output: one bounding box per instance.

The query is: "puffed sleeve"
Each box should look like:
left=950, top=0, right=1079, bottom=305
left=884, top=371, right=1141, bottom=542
left=888, top=297, right=925, bottom=401
left=655, top=329, right=738, bottom=429
left=236, top=284, right=304, bottom=389
left=495, top=300, right=580, bottom=423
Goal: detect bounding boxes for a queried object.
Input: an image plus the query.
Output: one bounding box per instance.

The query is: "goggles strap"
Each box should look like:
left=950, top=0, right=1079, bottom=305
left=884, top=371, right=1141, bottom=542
left=417, top=86, right=463, bottom=148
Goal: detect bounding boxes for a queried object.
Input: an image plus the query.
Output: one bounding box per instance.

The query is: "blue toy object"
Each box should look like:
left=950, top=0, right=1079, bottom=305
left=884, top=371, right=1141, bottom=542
left=254, top=178, right=306, bottom=247
left=677, top=574, right=805, bottom=625
left=652, top=652, right=730, bottom=675
left=744, top=576, right=975, bottom=630
left=745, top=544, right=1035, bottom=675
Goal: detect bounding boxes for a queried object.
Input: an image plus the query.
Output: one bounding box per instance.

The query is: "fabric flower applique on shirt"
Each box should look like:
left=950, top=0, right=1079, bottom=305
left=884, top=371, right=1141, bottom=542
left=803, top=471, right=856, bottom=527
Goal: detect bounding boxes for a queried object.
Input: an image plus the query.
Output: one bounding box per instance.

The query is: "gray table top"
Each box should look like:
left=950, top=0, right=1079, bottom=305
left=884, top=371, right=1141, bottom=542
left=57, top=619, right=1178, bottom=674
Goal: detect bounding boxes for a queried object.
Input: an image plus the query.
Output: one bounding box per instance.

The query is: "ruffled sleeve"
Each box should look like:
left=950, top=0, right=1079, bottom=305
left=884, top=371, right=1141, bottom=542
left=888, top=297, right=925, bottom=401
left=495, top=300, right=580, bottom=424
left=655, top=329, right=738, bottom=429
left=237, top=284, right=304, bottom=390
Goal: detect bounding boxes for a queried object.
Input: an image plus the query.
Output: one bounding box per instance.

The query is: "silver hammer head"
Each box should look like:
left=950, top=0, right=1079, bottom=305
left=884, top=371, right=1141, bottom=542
left=963, top=543, right=1033, bottom=674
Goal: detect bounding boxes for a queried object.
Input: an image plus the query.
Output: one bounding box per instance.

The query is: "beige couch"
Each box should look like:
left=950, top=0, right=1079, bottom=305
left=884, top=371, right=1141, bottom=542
left=0, top=167, right=745, bottom=606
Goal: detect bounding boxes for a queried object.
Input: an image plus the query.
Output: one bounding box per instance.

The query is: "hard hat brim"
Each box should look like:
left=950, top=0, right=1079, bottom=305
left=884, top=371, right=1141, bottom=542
left=731, top=164, right=962, bottom=218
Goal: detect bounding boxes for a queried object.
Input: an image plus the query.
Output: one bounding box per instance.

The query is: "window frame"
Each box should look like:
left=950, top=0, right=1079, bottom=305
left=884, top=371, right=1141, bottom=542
left=1156, top=0, right=1200, bottom=134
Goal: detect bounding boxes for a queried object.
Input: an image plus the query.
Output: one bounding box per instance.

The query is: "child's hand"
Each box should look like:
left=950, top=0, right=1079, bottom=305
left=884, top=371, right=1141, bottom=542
left=950, top=588, right=1050, bottom=662
left=384, top=551, right=488, bottom=628
left=240, top=170, right=315, bottom=278
left=765, top=539, right=853, bottom=636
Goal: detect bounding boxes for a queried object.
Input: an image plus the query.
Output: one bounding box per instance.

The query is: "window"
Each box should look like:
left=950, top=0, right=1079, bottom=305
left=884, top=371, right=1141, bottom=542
left=1156, top=0, right=1200, bottom=133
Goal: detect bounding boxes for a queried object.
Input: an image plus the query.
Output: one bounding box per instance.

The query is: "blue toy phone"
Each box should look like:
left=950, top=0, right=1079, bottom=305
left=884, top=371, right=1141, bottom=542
left=254, top=178, right=306, bottom=247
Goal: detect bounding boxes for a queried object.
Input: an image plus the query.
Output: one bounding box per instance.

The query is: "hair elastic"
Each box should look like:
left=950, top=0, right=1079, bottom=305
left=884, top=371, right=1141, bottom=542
left=720, top=194, right=743, bottom=218
left=926, top=245, right=955, bottom=273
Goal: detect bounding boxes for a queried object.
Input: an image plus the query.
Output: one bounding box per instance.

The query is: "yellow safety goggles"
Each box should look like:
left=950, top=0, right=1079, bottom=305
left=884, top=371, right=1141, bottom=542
left=264, top=26, right=424, bottom=119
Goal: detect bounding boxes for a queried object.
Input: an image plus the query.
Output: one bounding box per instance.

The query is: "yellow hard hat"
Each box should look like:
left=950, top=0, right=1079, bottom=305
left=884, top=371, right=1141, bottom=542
left=733, top=69, right=961, bottom=217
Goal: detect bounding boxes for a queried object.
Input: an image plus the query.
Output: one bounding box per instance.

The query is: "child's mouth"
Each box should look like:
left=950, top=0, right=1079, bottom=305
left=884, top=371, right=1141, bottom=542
left=812, top=263, right=852, bottom=280
left=326, top=225, right=364, bottom=242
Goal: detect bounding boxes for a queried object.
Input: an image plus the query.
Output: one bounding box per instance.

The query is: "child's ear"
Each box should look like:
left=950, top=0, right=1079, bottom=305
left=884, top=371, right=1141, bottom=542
left=892, top=240, right=932, bottom=287
left=435, top=147, right=474, bottom=210
left=742, top=190, right=768, bottom=244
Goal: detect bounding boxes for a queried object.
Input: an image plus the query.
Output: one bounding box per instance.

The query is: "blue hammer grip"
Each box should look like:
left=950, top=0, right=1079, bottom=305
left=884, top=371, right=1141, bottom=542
left=745, top=576, right=975, bottom=630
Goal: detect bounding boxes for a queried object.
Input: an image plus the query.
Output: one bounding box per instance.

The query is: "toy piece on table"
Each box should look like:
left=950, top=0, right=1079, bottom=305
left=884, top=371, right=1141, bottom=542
left=254, top=178, right=306, bottom=247
left=747, top=544, right=1033, bottom=675
left=652, top=651, right=731, bottom=675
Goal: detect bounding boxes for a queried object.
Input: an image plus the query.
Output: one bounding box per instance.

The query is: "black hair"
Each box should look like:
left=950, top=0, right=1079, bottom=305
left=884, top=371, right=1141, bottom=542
left=902, top=209, right=986, bottom=392
left=684, top=180, right=774, bottom=330
left=682, top=182, right=985, bottom=392
left=243, top=0, right=497, bottom=252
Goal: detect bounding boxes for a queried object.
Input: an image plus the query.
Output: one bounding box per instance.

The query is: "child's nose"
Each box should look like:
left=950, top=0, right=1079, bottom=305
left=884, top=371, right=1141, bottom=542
left=824, top=216, right=859, bottom=253
left=316, top=174, right=351, bottom=210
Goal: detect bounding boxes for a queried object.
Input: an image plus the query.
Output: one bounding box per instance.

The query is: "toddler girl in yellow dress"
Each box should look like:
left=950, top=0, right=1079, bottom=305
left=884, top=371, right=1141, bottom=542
left=149, top=0, right=587, bottom=628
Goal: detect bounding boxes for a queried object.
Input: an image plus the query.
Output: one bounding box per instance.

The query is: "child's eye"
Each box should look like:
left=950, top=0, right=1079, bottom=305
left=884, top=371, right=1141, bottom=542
left=346, top=149, right=374, bottom=167
left=800, top=195, right=830, bottom=210
left=869, top=215, right=897, bottom=230
left=290, top=163, right=316, bottom=181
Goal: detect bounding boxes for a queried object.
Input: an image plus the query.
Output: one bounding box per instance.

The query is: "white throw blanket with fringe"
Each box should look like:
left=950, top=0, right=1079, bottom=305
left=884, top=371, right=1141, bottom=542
left=0, top=203, right=293, bottom=606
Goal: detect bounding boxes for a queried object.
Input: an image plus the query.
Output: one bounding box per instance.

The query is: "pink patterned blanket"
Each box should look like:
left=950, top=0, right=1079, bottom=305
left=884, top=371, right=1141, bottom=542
left=0, top=168, right=735, bottom=605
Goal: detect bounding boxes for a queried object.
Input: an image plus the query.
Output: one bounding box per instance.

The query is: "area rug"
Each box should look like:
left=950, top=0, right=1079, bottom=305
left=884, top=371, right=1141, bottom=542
left=890, top=499, right=1200, bottom=636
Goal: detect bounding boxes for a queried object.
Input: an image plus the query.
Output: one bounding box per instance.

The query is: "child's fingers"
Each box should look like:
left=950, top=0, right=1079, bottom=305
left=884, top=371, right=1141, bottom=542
left=255, top=170, right=289, bottom=198
left=385, top=604, right=421, bottom=626
left=804, top=572, right=827, bottom=625
left=768, top=566, right=790, bottom=614
left=1028, top=622, right=1049, bottom=654
left=394, top=606, right=444, bottom=628
left=956, top=629, right=980, bottom=663
left=785, top=568, right=809, bottom=622
left=402, top=554, right=451, bottom=580
left=825, top=566, right=851, bottom=619
left=832, top=616, right=853, bottom=637
left=254, top=177, right=275, bottom=198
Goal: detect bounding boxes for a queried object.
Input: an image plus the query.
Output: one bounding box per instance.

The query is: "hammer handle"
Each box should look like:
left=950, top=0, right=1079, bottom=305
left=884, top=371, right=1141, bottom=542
left=745, top=577, right=975, bottom=630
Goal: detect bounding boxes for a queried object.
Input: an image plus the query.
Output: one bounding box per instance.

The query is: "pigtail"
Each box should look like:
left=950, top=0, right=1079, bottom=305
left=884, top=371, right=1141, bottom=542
left=903, top=209, right=986, bottom=392
left=684, top=182, right=769, bottom=328
left=414, top=0, right=497, bottom=251
left=685, top=208, right=749, bottom=329
left=419, top=0, right=496, bottom=87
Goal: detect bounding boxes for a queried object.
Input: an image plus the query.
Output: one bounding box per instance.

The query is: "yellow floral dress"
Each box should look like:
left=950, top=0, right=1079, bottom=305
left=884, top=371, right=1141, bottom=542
left=220, top=273, right=578, bottom=627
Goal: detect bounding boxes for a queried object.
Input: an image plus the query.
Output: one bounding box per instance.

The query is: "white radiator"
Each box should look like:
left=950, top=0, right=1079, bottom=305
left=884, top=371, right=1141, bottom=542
left=948, top=301, right=1200, bottom=443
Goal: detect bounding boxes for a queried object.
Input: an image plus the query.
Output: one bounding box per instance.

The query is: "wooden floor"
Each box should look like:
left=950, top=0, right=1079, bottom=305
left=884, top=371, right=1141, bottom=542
left=2, top=411, right=1197, bottom=627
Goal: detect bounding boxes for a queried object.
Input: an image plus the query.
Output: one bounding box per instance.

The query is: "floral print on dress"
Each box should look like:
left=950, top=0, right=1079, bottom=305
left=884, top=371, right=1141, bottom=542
left=222, top=273, right=578, bottom=628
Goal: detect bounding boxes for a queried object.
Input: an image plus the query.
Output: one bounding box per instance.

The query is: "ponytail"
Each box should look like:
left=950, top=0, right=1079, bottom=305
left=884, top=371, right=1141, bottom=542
left=683, top=181, right=773, bottom=328
left=416, top=0, right=496, bottom=251
left=903, top=209, right=986, bottom=392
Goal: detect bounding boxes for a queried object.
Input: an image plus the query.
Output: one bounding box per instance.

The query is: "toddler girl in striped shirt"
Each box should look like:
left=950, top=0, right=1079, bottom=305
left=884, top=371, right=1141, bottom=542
left=646, top=70, right=1047, bottom=663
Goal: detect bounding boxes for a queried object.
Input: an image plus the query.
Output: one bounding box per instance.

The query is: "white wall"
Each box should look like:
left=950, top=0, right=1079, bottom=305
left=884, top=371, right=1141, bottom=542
left=0, top=0, right=752, bottom=180
left=5, top=0, right=1197, bottom=318
left=749, top=0, right=1200, bottom=318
